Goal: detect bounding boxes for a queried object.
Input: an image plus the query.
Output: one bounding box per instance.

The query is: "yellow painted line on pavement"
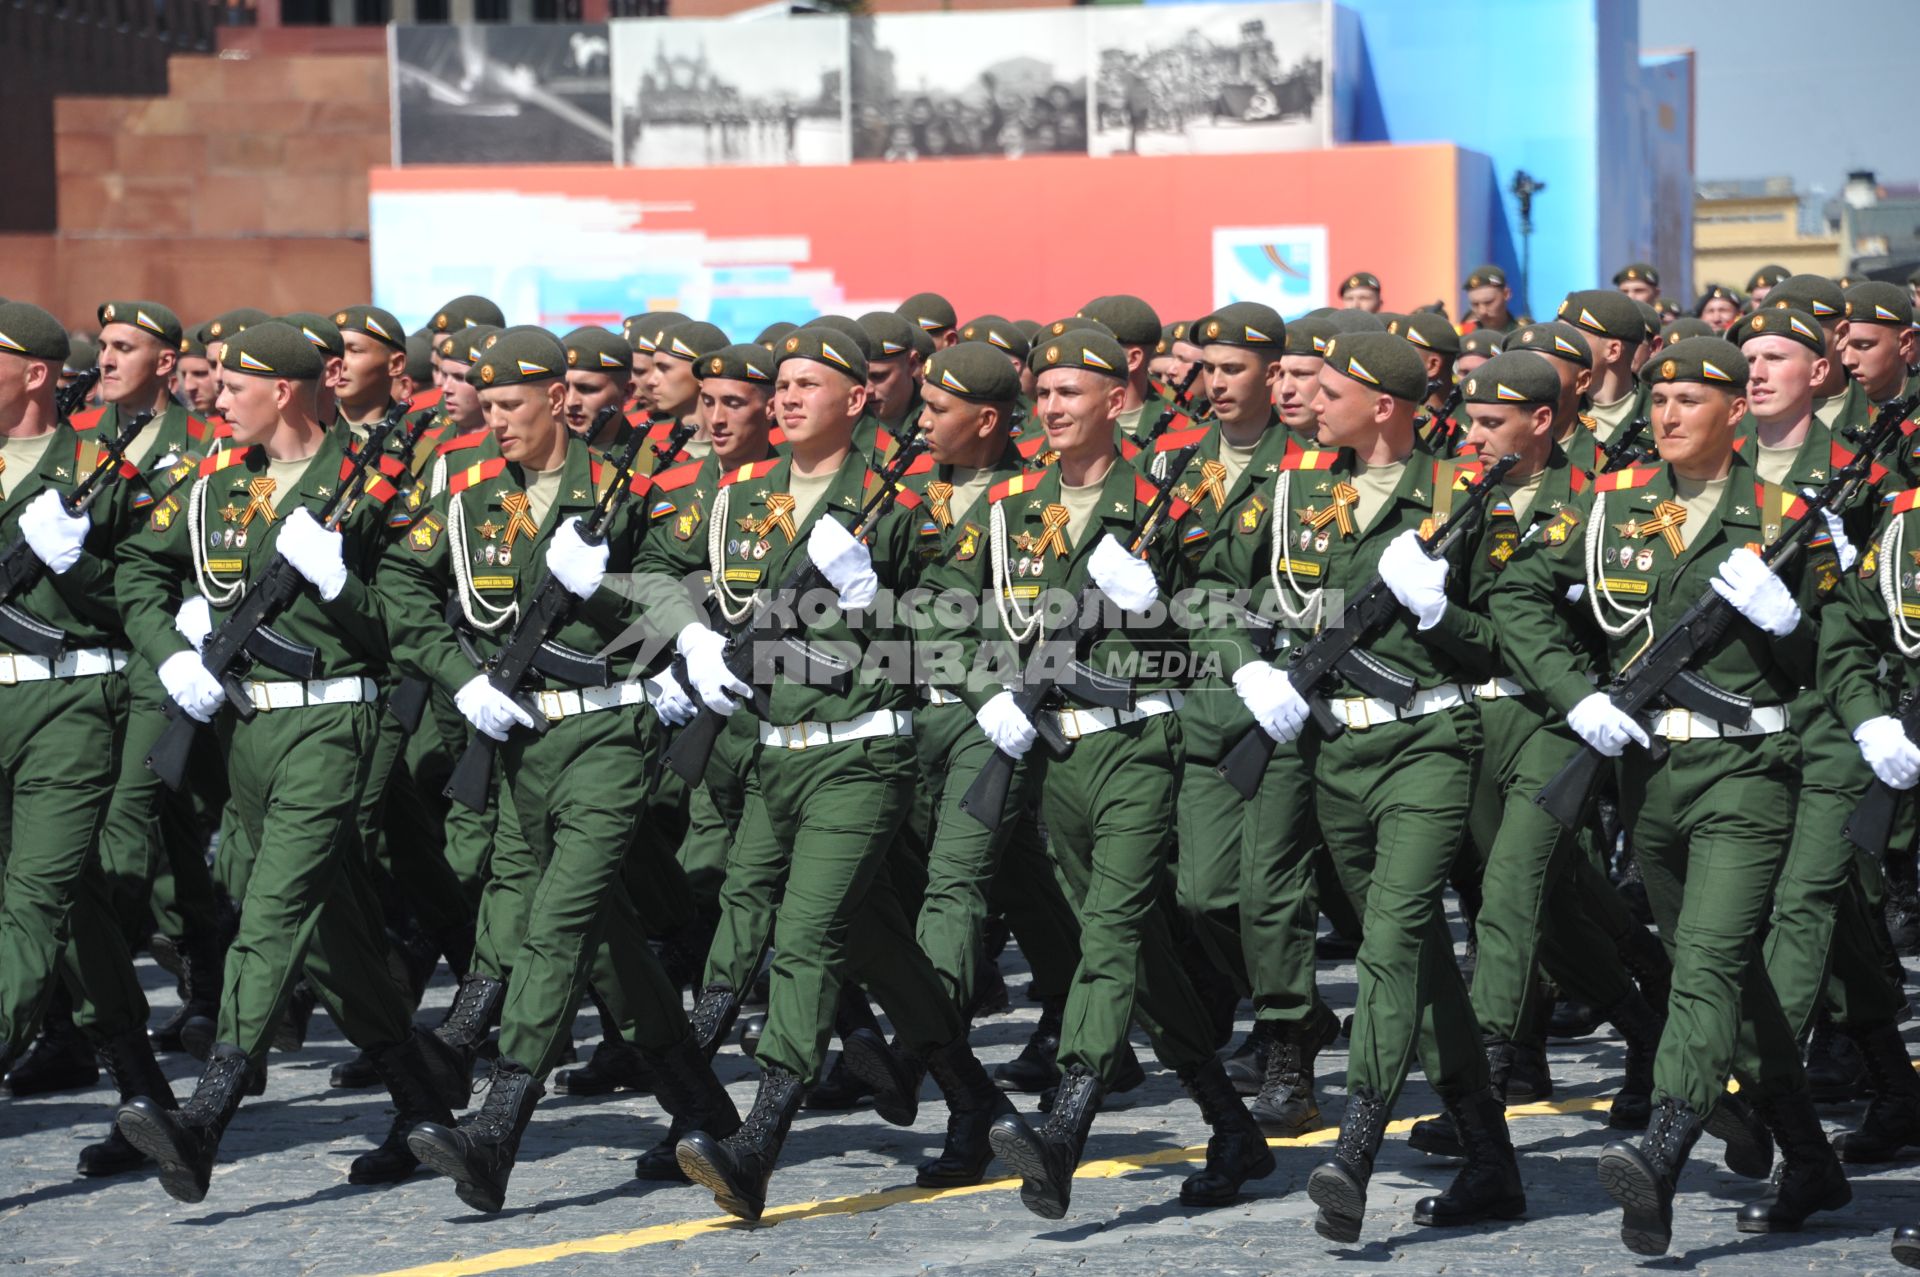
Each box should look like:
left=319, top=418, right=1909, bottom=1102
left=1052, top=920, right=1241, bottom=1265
left=367, top=1096, right=1615, bottom=1277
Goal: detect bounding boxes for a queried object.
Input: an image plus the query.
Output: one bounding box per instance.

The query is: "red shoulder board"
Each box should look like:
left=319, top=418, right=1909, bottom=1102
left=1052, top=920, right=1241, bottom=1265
left=1887, top=488, right=1920, bottom=515
left=989, top=469, right=1051, bottom=503
left=116, top=459, right=142, bottom=481
left=212, top=417, right=235, bottom=440
left=627, top=470, right=655, bottom=496
left=872, top=428, right=899, bottom=456
left=184, top=414, right=211, bottom=443
left=1155, top=424, right=1210, bottom=453
left=1731, top=435, right=1749, bottom=453
left=1831, top=439, right=1888, bottom=486
left=409, top=387, right=443, bottom=413
left=719, top=459, right=780, bottom=488
left=1568, top=466, right=1591, bottom=494
left=868, top=470, right=922, bottom=508
left=198, top=446, right=252, bottom=478
left=644, top=418, right=677, bottom=441
left=1757, top=483, right=1808, bottom=521
left=902, top=452, right=936, bottom=476
left=1015, top=435, right=1051, bottom=460
left=1439, top=457, right=1485, bottom=489
left=435, top=428, right=489, bottom=457
left=1279, top=440, right=1339, bottom=471
left=654, top=460, right=703, bottom=492
left=1593, top=466, right=1660, bottom=493
left=1134, top=474, right=1190, bottom=521
left=448, top=456, right=508, bottom=495
left=1148, top=378, right=1169, bottom=399
left=768, top=426, right=789, bottom=447
left=1119, top=438, right=1142, bottom=461
left=70, top=406, right=107, bottom=433
left=375, top=454, right=409, bottom=480
left=359, top=471, right=400, bottom=505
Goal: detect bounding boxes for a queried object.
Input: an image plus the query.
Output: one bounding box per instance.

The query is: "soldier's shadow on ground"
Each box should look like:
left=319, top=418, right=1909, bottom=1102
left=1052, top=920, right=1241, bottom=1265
left=181, top=1179, right=374, bottom=1225
left=0, top=1172, right=127, bottom=1214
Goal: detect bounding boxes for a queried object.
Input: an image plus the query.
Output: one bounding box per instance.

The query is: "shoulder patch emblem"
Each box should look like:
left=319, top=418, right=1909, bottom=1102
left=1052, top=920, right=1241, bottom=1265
left=149, top=493, right=181, bottom=533
left=407, top=512, right=444, bottom=552
left=953, top=521, right=982, bottom=562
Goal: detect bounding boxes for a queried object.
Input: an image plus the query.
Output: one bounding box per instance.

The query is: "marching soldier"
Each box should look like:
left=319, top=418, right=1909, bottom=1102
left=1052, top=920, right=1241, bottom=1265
left=858, top=311, right=926, bottom=432
left=898, top=292, right=959, bottom=350
left=1462, top=265, right=1527, bottom=335
left=1561, top=289, right=1652, bottom=447
left=1614, top=263, right=1660, bottom=306
left=1340, top=272, right=1383, bottom=312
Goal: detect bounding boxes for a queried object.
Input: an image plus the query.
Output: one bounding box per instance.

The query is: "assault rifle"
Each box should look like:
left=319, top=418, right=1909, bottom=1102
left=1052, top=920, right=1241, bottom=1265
left=1142, top=364, right=1204, bottom=444
left=1598, top=414, right=1652, bottom=473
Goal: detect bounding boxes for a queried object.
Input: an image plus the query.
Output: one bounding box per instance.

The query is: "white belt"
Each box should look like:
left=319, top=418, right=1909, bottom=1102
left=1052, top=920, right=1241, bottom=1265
left=535, top=681, right=647, bottom=721
left=760, top=708, right=915, bottom=751
left=1048, top=692, right=1184, bottom=742
left=246, top=675, right=378, bottom=712
left=0, top=647, right=128, bottom=685
left=1649, top=704, right=1790, bottom=741
left=1327, top=683, right=1466, bottom=731
left=1471, top=677, right=1527, bottom=700
left=921, top=685, right=964, bottom=706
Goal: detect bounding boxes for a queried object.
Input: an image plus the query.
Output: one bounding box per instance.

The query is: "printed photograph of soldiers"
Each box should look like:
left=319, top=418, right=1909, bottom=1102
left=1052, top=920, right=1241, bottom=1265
left=392, top=23, right=616, bottom=164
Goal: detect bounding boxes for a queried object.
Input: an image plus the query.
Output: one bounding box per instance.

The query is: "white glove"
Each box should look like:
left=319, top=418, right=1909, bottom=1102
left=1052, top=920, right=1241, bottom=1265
left=807, top=516, right=879, bottom=609
left=1088, top=533, right=1159, bottom=614
left=174, top=595, right=213, bottom=652
left=546, top=517, right=608, bottom=600
left=454, top=674, right=536, bottom=742
left=158, top=650, right=225, bottom=723
left=1820, top=507, right=1857, bottom=573
left=1855, top=716, right=1920, bottom=790
left=677, top=622, right=751, bottom=716
left=1377, top=528, right=1449, bottom=629
left=1233, top=662, right=1309, bottom=745
left=19, top=490, right=89, bottom=575
left=975, top=690, right=1039, bottom=758
left=1709, top=547, right=1800, bottom=637
left=645, top=668, right=696, bottom=727
left=274, top=507, right=348, bottom=602
left=1566, top=692, right=1650, bottom=758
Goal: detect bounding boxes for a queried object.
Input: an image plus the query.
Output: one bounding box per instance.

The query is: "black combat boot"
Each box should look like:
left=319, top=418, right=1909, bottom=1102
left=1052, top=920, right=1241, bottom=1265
left=1493, top=1036, right=1554, bottom=1103
left=689, top=985, right=740, bottom=1059
left=431, top=972, right=505, bottom=1090
left=838, top=1028, right=922, bottom=1127
left=149, top=935, right=220, bottom=1060
left=554, top=992, right=652, bottom=1097
left=805, top=987, right=884, bottom=1110
left=1177, top=1057, right=1275, bottom=1206
left=1895, top=1223, right=1920, bottom=1269
left=1597, top=1095, right=1703, bottom=1255
left=1618, top=921, right=1672, bottom=1012
left=406, top=1057, right=544, bottom=1213
left=1805, top=1015, right=1870, bottom=1103
left=989, top=1064, right=1103, bottom=1219
left=79, top=1027, right=179, bottom=1178
left=331, top=1049, right=381, bottom=1090
left=115, top=1045, right=252, bottom=1203
left=917, top=1038, right=1014, bottom=1188
left=1603, top=988, right=1664, bottom=1130
left=6, top=1001, right=98, bottom=1096
left=1413, top=1086, right=1526, bottom=1227
left=350, top=1032, right=460, bottom=1185
left=1547, top=998, right=1602, bottom=1040
left=1704, top=1091, right=1774, bottom=1179
left=968, top=949, right=1012, bottom=1020
left=1736, top=1090, right=1851, bottom=1232
left=1222, top=1021, right=1275, bottom=1095
left=1835, top=1022, right=1920, bottom=1162
left=633, top=1035, right=742, bottom=1181
left=1410, top=1036, right=1528, bottom=1158
left=1307, top=1085, right=1389, bottom=1242
left=675, top=1065, right=805, bottom=1221
left=272, top=981, right=317, bottom=1052
left=1249, top=1006, right=1339, bottom=1137
left=994, top=997, right=1064, bottom=1093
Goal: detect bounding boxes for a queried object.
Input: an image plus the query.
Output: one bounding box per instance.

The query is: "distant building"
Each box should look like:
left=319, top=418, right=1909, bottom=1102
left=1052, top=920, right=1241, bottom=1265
left=1693, top=176, right=1841, bottom=300
left=1831, top=170, right=1920, bottom=285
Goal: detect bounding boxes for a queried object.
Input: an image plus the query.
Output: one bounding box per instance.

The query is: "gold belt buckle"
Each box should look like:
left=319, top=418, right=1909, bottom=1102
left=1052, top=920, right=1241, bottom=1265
left=248, top=680, right=272, bottom=712
left=537, top=690, right=566, bottom=721
left=0, top=653, right=16, bottom=686
left=1342, top=698, right=1372, bottom=731
left=780, top=721, right=812, bottom=751
left=1663, top=708, right=1690, bottom=742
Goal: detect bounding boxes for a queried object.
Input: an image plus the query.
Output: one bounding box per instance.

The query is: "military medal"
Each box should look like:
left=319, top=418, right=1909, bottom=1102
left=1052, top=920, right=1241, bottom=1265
left=1034, top=505, right=1071, bottom=559
left=1313, top=532, right=1330, bottom=553
left=753, top=539, right=770, bottom=559
left=1191, top=459, right=1230, bottom=512
left=239, top=477, right=278, bottom=528
left=1637, top=500, right=1688, bottom=556
left=484, top=544, right=497, bottom=564
left=499, top=492, right=539, bottom=549
left=1299, top=528, right=1312, bottom=550
left=477, top=518, right=501, bottom=541
left=1237, top=496, right=1266, bottom=534
left=498, top=547, right=512, bottom=566
left=748, top=492, right=799, bottom=543
left=1635, top=548, right=1655, bottom=571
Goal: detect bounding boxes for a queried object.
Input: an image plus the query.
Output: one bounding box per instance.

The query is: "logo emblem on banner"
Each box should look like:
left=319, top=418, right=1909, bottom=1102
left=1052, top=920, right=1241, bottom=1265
left=1213, top=226, right=1328, bottom=318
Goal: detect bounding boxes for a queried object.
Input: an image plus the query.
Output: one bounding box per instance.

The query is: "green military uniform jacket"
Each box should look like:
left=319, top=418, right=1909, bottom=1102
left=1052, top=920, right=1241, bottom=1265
left=1823, top=484, right=1920, bottom=731
left=73, top=401, right=214, bottom=502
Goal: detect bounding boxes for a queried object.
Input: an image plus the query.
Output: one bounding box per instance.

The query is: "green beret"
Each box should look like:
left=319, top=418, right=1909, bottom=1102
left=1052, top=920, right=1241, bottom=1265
left=96, top=300, right=182, bottom=348
left=1504, top=320, right=1592, bottom=368
left=1693, top=283, right=1745, bottom=312
left=1463, top=264, right=1508, bottom=290
left=469, top=327, right=565, bottom=389
left=1661, top=316, right=1717, bottom=343
left=1612, top=262, right=1659, bottom=287
left=694, top=343, right=777, bottom=387
left=625, top=311, right=689, bottom=353
left=1837, top=274, right=1864, bottom=292
left=333, top=304, right=406, bottom=352
left=1324, top=310, right=1388, bottom=335
left=404, top=332, right=435, bottom=383
left=1559, top=289, right=1646, bottom=343
left=653, top=320, right=730, bottom=363
left=755, top=321, right=798, bottom=350
left=958, top=314, right=1031, bottom=361
left=205, top=307, right=269, bottom=342
left=1767, top=274, right=1843, bottom=315
left=1374, top=312, right=1409, bottom=332
left=1458, top=329, right=1505, bottom=359
left=1641, top=336, right=1747, bottom=390
left=1077, top=295, right=1161, bottom=346
left=1155, top=321, right=1183, bottom=355
left=898, top=292, right=956, bottom=334
left=1029, top=328, right=1129, bottom=381
left=219, top=319, right=325, bottom=381
left=1042, top=315, right=1114, bottom=341
left=1461, top=350, right=1560, bottom=406
left=281, top=311, right=345, bottom=359
left=1746, top=264, right=1790, bottom=292
left=1013, top=319, right=1043, bottom=341
left=0, top=301, right=71, bottom=362
left=64, top=335, right=98, bottom=374
left=1390, top=310, right=1459, bottom=355
left=1845, top=281, right=1915, bottom=327
left=926, top=342, right=1022, bottom=405
left=1320, top=331, right=1426, bottom=401
left=1340, top=271, right=1381, bottom=294
left=857, top=310, right=920, bottom=360
left=808, top=314, right=875, bottom=359
left=775, top=326, right=870, bottom=383
left=179, top=324, right=210, bottom=360
left=432, top=294, right=506, bottom=334
left=1285, top=311, right=1342, bottom=357
left=437, top=325, right=499, bottom=368
left=1193, top=301, right=1285, bottom=352
left=1732, top=306, right=1825, bottom=355
left=562, top=326, right=636, bottom=375
left=1632, top=299, right=1662, bottom=339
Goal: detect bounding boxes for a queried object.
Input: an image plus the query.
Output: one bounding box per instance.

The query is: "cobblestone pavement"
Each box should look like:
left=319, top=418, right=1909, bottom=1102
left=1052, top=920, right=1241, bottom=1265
left=3, top=942, right=1916, bottom=1277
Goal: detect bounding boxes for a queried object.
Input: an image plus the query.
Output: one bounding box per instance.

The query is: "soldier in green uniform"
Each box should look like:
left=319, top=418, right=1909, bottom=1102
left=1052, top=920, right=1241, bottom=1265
left=1614, top=262, right=1660, bottom=306
left=1273, top=310, right=1340, bottom=440
left=858, top=311, right=926, bottom=434
left=1761, top=276, right=1861, bottom=433
left=1454, top=327, right=1503, bottom=383
left=1463, top=264, right=1527, bottom=335
left=1493, top=337, right=1849, bottom=1254
left=622, top=311, right=688, bottom=413
left=113, top=321, right=468, bottom=1202
left=642, top=320, right=729, bottom=439
left=0, top=300, right=182, bottom=1176
left=174, top=325, right=221, bottom=418
left=1076, top=295, right=1169, bottom=445
left=1340, top=271, right=1383, bottom=312
left=561, top=325, right=638, bottom=451
left=1840, top=282, right=1920, bottom=435
left=1695, top=284, right=1745, bottom=333
left=898, top=291, right=958, bottom=350
left=1562, top=289, right=1652, bottom=448
left=1747, top=265, right=1789, bottom=307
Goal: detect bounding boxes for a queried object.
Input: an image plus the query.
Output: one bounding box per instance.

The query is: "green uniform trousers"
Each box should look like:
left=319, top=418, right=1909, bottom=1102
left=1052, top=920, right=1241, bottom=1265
left=214, top=703, right=413, bottom=1065
left=410, top=687, right=496, bottom=903
left=1237, top=738, right=1330, bottom=1027
left=0, top=674, right=146, bottom=1051
left=1532, top=840, right=1637, bottom=1013
left=1175, top=759, right=1253, bottom=998
left=695, top=712, right=773, bottom=995
left=468, top=766, right=536, bottom=983
left=1316, top=705, right=1489, bottom=1109
left=1621, top=735, right=1806, bottom=1112
left=361, top=706, right=473, bottom=950
left=987, top=814, right=1083, bottom=1001
left=1039, top=713, right=1217, bottom=1085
